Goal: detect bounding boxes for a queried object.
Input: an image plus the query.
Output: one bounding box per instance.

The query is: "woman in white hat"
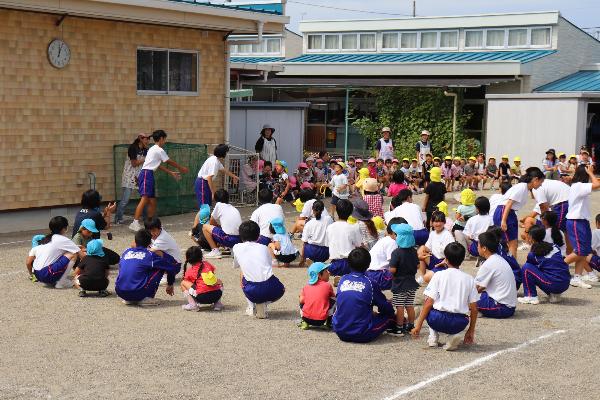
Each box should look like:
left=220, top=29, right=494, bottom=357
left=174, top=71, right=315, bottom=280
left=255, top=124, right=277, bottom=164
left=415, top=130, right=432, bottom=165
left=376, top=127, right=394, bottom=161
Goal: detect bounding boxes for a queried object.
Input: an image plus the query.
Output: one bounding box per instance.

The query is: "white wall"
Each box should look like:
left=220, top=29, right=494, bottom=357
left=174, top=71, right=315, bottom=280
left=486, top=98, right=584, bottom=169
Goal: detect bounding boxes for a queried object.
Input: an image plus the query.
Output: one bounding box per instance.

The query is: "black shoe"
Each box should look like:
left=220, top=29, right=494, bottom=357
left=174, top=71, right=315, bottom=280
left=98, top=290, right=110, bottom=297
left=78, top=290, right=87, bottom=298
left=404, top=323, right=415, bottom=333
left=386, top=324, right=405, bottom=336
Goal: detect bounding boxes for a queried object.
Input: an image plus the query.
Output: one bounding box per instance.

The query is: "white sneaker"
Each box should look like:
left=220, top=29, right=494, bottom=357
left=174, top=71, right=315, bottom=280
left=54, top=278, right=73, bottom=289
left=245, top=305, right=255, bottom=316
left=416, top=275, right=425, bottom=286
left=128, top=220, right=142, bottom=232
left=517, top=243, right=530, bottom=252
left=548, top=293, right=562, bottom=304
left=271, top=259, right=279, bottom=268
left=582, top=273, right=599, bottom=283
left=181, top=303, right=199, bottom=311
left=159, top=276, right=168, bottom=285
left=213, top=301, right=224, bottom=311
left=255, top=303, right=267, bottom=319
left=204, top=249, right=222, bottom=259
left=518, top=296, right=540, bottom=305
left=138, top=297, right=160, bottom=306
left=570, top=276, right=592, bottom=289
left=427, top=330, right=439, bottom=348
left=443, top=333, right=463, bottom=351
left=122, top=299, right=135, bottom=305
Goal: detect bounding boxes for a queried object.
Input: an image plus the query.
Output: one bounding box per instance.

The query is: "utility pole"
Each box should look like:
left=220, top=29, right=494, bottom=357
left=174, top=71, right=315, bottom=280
left=412, top=1, right=416, bottom=17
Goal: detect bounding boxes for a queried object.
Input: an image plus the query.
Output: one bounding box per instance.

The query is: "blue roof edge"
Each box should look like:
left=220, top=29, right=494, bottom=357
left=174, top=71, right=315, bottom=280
left=535, top=70, right=600, bottom=92
left=167, top=0, right=283, bottom=15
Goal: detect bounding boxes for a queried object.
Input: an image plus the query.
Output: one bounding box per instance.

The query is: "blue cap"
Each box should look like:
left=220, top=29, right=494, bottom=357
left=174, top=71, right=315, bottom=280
left=31, top=234, right=45, bottom=248
left=308, top=262, right=329, bottom=285
left=80, top=219, right=99, bottom=233
left=86, top=239, right=105, bottom=257
left=391, top=223, right=415, bottom=248
left=270, top=216, right=287, bottom=235
left=198, top=204, right=211, bottom=225
left=276, top=160, right=288, bottom=170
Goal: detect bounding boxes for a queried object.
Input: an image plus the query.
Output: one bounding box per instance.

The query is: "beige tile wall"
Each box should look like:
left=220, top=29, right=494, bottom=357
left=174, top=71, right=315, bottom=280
left=0, top=9, right=226, bottom=210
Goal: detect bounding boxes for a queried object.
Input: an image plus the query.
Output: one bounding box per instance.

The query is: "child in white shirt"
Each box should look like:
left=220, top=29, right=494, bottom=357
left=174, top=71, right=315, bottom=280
left=328, top=161, right=349, bottom=217
left=417, top=211, right=455, bottom=284
left=300, top=200, right=333, bottom=268
left=145, top=217, right=183, bottom=290
left=268, top=217, right=299, bottom=268
left=326, top=199, right=363, bottom=279
left=365, top=217, right=405, bottom=291
left=411, top=242, right=479, bottom=351
left=26, top=234, right=46, bottom=282
left=203, top=189, right=242, bottom=259
left=233, top=221, right=285, bottom=319
left=459, top=196, right=493, bottom=257
left=384, top=189, right=428, bottom=246
left=250, top=189, right=285, bottom=246
left=194, top=144, right=238, bottom=208
left=587, top=213, right=600, bottom=273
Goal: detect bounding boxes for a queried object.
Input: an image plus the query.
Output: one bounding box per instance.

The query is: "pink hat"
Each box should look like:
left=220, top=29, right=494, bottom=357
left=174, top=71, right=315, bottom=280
left=300, top=182, right=313, bottom=190
left=289, top=176, right=297, bottom=186
left=368, top=158, right=376, bottom=163
left=355, top=158, right=363, bottom=163
left=316, top=159, right=323, bottom=163
left=258, top=160, right=265, bottom=170
left=392, top=159, right=399, bottom=163
left=298, top=162, right=308, bottom=169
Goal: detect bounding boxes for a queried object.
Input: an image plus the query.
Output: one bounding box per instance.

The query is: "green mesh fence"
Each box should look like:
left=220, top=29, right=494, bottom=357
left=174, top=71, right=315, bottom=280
left=113, top=143, right=208, bottom=216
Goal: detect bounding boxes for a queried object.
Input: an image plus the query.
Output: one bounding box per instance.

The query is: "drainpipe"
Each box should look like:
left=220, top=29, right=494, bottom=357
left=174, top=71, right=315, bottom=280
left=344, top=87, right=350, bottom=161
left=515, top=75, right=524, bottom=93
left=444, top=90, right=458, bottom=157
left=227, top=21, right=265, bottom=45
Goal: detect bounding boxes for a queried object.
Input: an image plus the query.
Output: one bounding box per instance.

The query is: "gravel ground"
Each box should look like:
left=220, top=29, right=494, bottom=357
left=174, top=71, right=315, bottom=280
left=2, top=191, right=600, bottom=400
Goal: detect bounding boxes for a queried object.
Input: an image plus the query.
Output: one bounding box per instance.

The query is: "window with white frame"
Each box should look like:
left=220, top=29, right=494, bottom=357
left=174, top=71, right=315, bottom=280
left=400, top=32, right=418, bottom=49
left=486, top=29, right=506, bottom=47
left=508, top=28, right=528, bottom=47
left=307, top=34, right=323, bottom=50
left=420, top=31, right=438, bottom=49
left=231, top=38, right=282, bottom=56
left=359, top=33, right=376, bottom=50
left=440, top=31, right=458, bottom=49
left=465, top=30, right=484, bottom=48
left=341, top=33, right=358, bottom=50
left=266, top=38, right=281, bottom=54
left=324, top=34, right=339, bottom=50
left=137, top=48, right=198, bottom=94
left=531, top=27, right=551, bottom=46
left=382, top=32, right=398, bottom=50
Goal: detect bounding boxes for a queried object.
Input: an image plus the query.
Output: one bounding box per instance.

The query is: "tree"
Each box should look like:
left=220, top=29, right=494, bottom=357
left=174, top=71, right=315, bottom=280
left=352, top=88, right=478, bottom=159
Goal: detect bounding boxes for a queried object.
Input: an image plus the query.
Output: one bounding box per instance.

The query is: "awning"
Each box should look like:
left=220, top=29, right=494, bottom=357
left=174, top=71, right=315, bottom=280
left=245, top=76, right=516, bottom=88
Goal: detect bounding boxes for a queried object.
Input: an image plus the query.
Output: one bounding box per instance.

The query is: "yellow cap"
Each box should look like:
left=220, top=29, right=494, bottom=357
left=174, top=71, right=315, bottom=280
left=429, top=166, right=442, bottom=183
left=454, top=156, right=461, bottom=161
left=336, top=161, right=346, bottom=170
left=347, top=216, right=357, bottom=224
left=436, top=201, right=448, bottom=216
left=558, top=152, right=565, bottom=157
left=569, top=154, right=577, bottom=159
left=372, top=216, right=385, bottom=231
left=514, top=157, right=521, bottom=162
left=358, top=167, right=370, bottom=179
left=502, top=154, right=509, bottom=159
left=402, top=157, right=409, bottom=162
left=489, top=156, right=496, bottom=160
left=293, top=198, right=304, bottom=213
left=433, top=156, right=441, bottom=161
left=444, top=156, right=452, bottom=161
left=411, top=158, right=417, bottom=162
left=468, top=156, right=477, bottom=161
left=460, top=188, right=476, bottom=206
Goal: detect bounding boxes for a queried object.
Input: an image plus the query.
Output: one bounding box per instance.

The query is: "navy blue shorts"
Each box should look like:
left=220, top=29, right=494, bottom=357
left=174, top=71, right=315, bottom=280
left=468, top=240, right=479, bottom=257
left=331, top=195, right=340, bottom=206
left=138, top=169, right=156, bottom=198
left=427, top=255, right=444, bottom=271
left=256, top=235, right=272, bottom=246
left=117, top=269, right=164, bottom=302
left=566, top=219, right=592, bottom=256
left=590, top=254, right=600, bottom=272
left=242, top=275, right=285, bottom=304
left=365, top=269, right=393, bottom=291
left=34, top=255, right=70, bottom=285
left=212, top=227, right=241, bottom=249
left=426, top=309, right=469, bottom=335
left=194, top=177, right=212, bottom=207
left=414, top=228, right=429, bottom=246
left=477, top=291, right=515, bottom=319
left=336, top=313, right=394, bottom=344
left=193, top=289, right=222, bottom=305
left=522, top=263, right=570, bottom=297
left=328, top=258, right=350, bottom=276
left=303, top=243, right=329, bottom=262
left=493, top=206, right=518, bottom=242
left=552, top=201, right=568, bottom=232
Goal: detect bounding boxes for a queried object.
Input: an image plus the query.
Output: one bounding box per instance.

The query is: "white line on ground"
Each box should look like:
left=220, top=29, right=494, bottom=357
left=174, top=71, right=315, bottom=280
left=0, top=240, right=29, bottom=246
left=0, top=271, right=25, bottom=277
left=382, top=329, right=566, bottom=400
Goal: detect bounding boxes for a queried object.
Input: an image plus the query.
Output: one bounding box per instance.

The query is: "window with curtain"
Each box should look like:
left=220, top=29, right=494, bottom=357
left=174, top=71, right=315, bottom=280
left=341, top=34, right=358, bottom=50
left=420, top=32, right=437, bottom=49
left=359, top=33, right=376, bottom=50
left=266, top=38, right=281, bottom=53
left=400, top=32, right=417, bottom=49
left=440, top=31, right=458, bottom=48
left=324, top=34, right=339, bottom=50
left=308, top=35, right=322, bottom=50
left=238, top=44, right=252, bottom=53
left=465, top=31, right=483, bottom=48
left=486, top=30, right=505, bottom=47
left=508, top=29, right=528, bottom=47
left=382, top=32, right=398, bottom=49
left=251, top=42, right=262, bottom=53
left=531, top=28, right=551, bottom=46
left=168, top=51, right=197, bottom=93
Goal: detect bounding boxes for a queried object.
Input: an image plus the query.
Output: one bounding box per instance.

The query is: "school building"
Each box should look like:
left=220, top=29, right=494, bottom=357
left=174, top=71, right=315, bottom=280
left=234, top=11, right=600, bottom=167
left=0, top=0, right=287, bottom=227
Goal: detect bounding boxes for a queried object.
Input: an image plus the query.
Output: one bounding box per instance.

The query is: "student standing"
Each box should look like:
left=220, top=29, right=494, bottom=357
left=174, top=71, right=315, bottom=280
left=328, top=160, right=349, bottom=217
left=254, top=124, right=278, bottom=164
left=423, top=167, right=446, bottom=229
left=116, top=133, right=150, bottom=224
left=195, top=144, right=239, bottom=208
left=129, top=130, right=189, bottom=231
left=415, top=130, right=432, bottom=165
left=376, top=127, right=395, bottom=161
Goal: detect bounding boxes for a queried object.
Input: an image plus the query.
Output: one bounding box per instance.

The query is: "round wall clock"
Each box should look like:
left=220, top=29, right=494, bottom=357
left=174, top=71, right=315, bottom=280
left=48, top=39, right=71, bottom=68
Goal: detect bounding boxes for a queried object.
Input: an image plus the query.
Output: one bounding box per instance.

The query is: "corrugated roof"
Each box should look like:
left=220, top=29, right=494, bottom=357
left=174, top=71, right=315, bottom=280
left=168, top=0, right=283, bottom=15
left=231, top=56, right=285, bottom=63
left=535, top=70, right=600, bottom=92
left=284, top=50, right=555, bottom=64
left=247, top=76, right=516, bottom=88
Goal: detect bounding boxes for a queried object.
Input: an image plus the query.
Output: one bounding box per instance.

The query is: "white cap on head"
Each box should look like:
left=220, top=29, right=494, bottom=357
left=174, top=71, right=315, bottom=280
left=381, top=127, right=391, bottom=133
left=421, top=130, right=430, bottom=136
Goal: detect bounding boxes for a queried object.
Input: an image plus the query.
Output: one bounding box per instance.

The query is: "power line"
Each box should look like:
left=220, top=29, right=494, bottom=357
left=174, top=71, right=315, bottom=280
left=287, top=0, right=415, bottom=17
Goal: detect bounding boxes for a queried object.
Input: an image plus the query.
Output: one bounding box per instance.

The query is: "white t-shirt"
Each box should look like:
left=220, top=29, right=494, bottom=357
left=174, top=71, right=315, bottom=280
left=197, top=155, right=224, bottom=179
left=142, top=145, right=169, bottom=171
left=489, top=193, right=503, bottom=217
left=425, top=229, right=455, bottom=259
left=475, top=254, right=517, bottom=308
left=544, top=228, right=567, bottom=256
left=250, top=203, right=285, bottom=238
left=368, top=236, right=397, bottom=271
left=566, top=182, right=592, bottom=220
left=28, top=245, right=41, bottom=257
left=532, top=179, right=570, bottom=206
left=32, top=235, right=79, bottom=271
left=212, top=202, right=242, bottom=235
left=499, top=182, right=529, bottom=211
left=151, top=229, right=182, bottom=263
left=424, top=268, right=480, bottom=315
left=330, top=173, right=349, bottom=199
left=302, top=216, right=333, bottom=246
left=384, top=202, right=425, bottom=230
left=463, top=214, right=493, bottom=241
left=232, top=242, right=273, bottom=282
left=592, top=229, right=600, bottom=254
left=326, top=221, right=362, bottom=259
left=300, top=199, right=331, bottom=219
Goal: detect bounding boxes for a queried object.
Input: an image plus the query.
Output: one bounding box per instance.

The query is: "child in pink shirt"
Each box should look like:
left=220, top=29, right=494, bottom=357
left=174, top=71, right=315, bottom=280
left=387, top=170, right=409, bottom=198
